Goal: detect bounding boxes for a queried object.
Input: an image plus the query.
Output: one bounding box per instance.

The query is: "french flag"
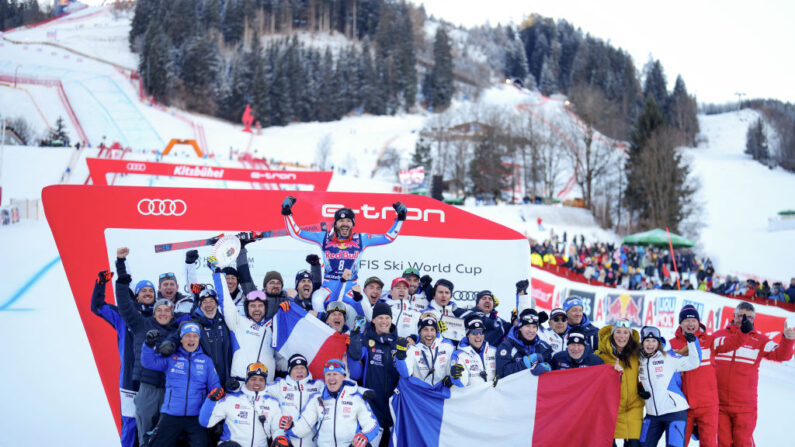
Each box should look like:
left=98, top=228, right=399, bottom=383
left=271, top=302, right=349, bottom=380
left=390, top=365, right=620, bottom=446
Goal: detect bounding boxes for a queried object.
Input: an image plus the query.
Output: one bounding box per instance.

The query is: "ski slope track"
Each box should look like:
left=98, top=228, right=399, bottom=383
left=1, top=5, right=794, bottom=446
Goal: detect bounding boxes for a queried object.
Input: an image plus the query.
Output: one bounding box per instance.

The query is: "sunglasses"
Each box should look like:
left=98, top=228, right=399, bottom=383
left=614, top=318, right=631, bottom=329
left=469, top=329, right=485, bottom=336
left=247, top=362, right=268, bottom=374
left=324, top=359, right=345, bottom=370
left=551, top=316, right=567, bottom=322
left=159, top=272, right=176, bottom=280
left=641, top=326, right=661, bottom=340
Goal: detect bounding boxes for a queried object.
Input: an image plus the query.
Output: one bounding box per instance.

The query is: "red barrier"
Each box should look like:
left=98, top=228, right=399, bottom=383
left=85, top=158, right=333, bottom=190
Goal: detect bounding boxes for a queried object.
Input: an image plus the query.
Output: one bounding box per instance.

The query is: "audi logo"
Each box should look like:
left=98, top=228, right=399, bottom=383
left=126, top=162, right=147, bottom=172
left=452, top=290, right=479, bottom=302
left=137, top=199, right=187, bottom=216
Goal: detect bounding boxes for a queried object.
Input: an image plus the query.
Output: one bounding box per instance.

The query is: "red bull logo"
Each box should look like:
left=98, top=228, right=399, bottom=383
left=605, top=293, right=644, bottom=326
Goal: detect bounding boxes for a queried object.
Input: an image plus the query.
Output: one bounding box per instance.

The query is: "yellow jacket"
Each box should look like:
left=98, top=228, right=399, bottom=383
left=530, top=252, right=543, bottom=267
left=595, top=325, right=644, bottom=440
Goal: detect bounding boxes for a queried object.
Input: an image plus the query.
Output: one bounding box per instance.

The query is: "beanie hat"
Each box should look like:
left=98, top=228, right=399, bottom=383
left=199, top=288, right=218, bottom=304
left=563, top=296, right=585, bottom=313
left=295, top=269, right=312, bottom=288
left=221, top=266, right=239, bottom=278
left=679, top=304, right=700, bottom=323
left=264, top=271, right=283, bottom=287
left=134, top=280, right=155, bottom=296
left=364, top=276, right=384, bottom=288
left=246, top=362, right=268, bottom=382
left=287, top=354, right=309, bottom=374
left=372, top=302, right=392, bottom=319
left=417, top=312, right=438, bottom=331
left=402, top=267, right=420, bottom=279
left=391, top=277, right=410, bottom=289
left=517, top=309, right=540, bottom=328
left=465, top=317, right=485, bottom=335
left=158, top=272, right=177, bottom=285
left=549, top=308, right=566, bottom=320
left=567, top=329, right=587, bottom=346
left=334, top=208, right=355, bottom=226
left=323, top=358, right=347, bottom=376
left=434, top=278, right=454, bottom=293
left=154, top=299, right=174, bottom=312
left=179, top=321, right=200, bottom=339
left=476, top=290, right=494, bottom=304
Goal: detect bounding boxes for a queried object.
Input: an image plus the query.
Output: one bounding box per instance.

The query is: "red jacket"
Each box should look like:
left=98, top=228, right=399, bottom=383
left=712, top=324, right=795, bottom=408
left=669, top=325, right=742, bottom=409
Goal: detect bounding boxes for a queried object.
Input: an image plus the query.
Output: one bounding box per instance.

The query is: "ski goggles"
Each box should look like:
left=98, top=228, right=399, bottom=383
left=199, top=287, right=218, bottom=300
left=325, top=301, right=347, bottom=315
left=518, top=312, right=540, bottom=326
left=614, top=318, right=632, bottom=329
left=246, top=290, right=266, bottom=302
left=468, top=329, right=485, bottom=336
left=246, top=362, right=268, bottom=380
left=640, top=326, right=662, bottom=341
left=323, top=359, right=347, bottom=376
left=159, top=272, right=177, bottom=283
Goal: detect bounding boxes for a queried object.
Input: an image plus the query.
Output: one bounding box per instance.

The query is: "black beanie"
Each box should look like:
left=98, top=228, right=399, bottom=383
left=679, top=304, right=700, bottom=323
left=434, top=278, right=454, bottom=294
left=372, top=302, right=392, bottom=319
left=221, top=266, right=239, bottom=278
left=288, top=354, right=309, bottom=374
left=418, top=313, right=438, bottom=331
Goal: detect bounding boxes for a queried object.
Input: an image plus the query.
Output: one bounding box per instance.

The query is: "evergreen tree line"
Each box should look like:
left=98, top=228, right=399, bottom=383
left=133, top=0, right=423, bottom=124
left=0, top=0, right=48, bottom=31
left=743, top=99, right=795, bottom=172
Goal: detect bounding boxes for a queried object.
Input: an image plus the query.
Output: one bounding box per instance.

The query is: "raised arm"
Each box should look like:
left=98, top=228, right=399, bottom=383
left=283, top=197, right=325, bottom=248
left=675, top=337, right=702, bottom=372
left=215, top=271, right=243, bottom=333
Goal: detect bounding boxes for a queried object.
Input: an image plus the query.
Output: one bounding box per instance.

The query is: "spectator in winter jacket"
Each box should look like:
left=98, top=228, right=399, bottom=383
left=199, top=362, right=284, bottom=447
left=712, top=301, right=795, bottom=446
left=91, top=270, right=148, bottom=447
left=669, top=305, right=744, bottom=447
left=157, top=266, right=192, bottom=314
left=386, top=277, right=425, bottom=338
left=450, top=317, right=497, bottom=387
left=455, top=289, right=510, bottom=348
left=595, top=321, right=643, bottom=447
left=347, top=302, right=400, bottom=446
left=261, top=270, right=290, bottom=320
left=496, top=309, right=552, bottom=378
left=290, top=269, right=317, bottom=313
left=265, top=354, right=324, bottom=447
left=424, top=279, right=459, bottom=318
left=281, top=359, right=380, bottom=447
left=363, top=276, right=385, bottom=306
left=786, top=278, right=795, bottom=302
left=563, top=296, right=599, bottom=349
left=539, top=307, right=569, bottom=355
left=637, top=325, right=701, bottom=447
left=115, top=247, right=179, bottom=446
left=550, top=329, right=604, bottom=370
left=769, top=282, right=789, bottom=302
left=142, top=321, right=221, bottom=447
left=396, top=312, right=456, bottom=386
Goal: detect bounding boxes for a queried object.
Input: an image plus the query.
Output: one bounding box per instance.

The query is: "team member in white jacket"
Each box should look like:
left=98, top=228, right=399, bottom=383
left=213, top=270, right=276, bottom=385
left=265, top=354, right=324, bottom=447
left=198, top=362, right=284, bottom=447
left=279, top=359, right=380, bottom=447
left=395, top=312, right=456, bottom=386
left=539, top=308, right=569, bottom=356
left=450, top=317, right=497, bottom=387
left=637, top=325, right=701, bottom=447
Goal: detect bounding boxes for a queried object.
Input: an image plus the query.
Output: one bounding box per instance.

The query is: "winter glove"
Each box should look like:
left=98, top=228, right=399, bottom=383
left=352, top=290, right=363, bottom=302
left=637, top=383, right=651, bottom=400
left=117, top=273, right=133, bottom=285
left=278, top=415, right=294, bottom=430
left=157, top=340, right=176, bottom=356
left=208, top=387, right=226, bottom=402
left=538, top=311, right=549, bottom=325
left=420, top=275, right=433, bottom=289
left=351, top=432, right=370, bottom=447
left=740, top=315, right=754, bottom=334
left=97, top=270, right=113, bottom=285
left=279, top=301, right=291, bottom=312
left=479, top=371, right=488, bottom=382
left=225, top=377, right=241, bottom=392
left=441, top=375, right=454, bottom=388
left=493, top=295, right=500, bottom=307
left=515, top=279, right=529, bottom=295
left=352, top=315, right=367, bottom=333
left=305, top=254, right=321, bottom=265
left=393, top=202, right=408, bottom=221
left=271, top=436, right=291, bottom=447
left=190, top=283, right=205, bottom=297
left=281, top=196, right=296, bottom=216
left=395, top=337, right=409, bottom=360
left=145, top=329, right=160, bottom=348
left=450, top=363, right=465, bottom=379
left=206, top=256, right=219, bottom=272
left=530, top=362, right=551, bottom=376
left=437, top=320, right=448, bottom=334
left=237, top=231, right=260, bottom=247
left=684, top=332, right=697, bottom=343
left=362, top=389, right=376, bottom=401
left=522, top=353, right=539, bottom=368
left=185, top=249, right=199, bottom=265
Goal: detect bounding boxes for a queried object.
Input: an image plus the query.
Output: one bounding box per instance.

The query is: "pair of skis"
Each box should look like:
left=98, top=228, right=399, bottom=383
left=153, top=223, right=326, bottom=253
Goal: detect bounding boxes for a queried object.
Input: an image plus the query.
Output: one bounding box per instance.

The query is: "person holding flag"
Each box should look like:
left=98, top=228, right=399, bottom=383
left=281, top=196, right=407, bottom=295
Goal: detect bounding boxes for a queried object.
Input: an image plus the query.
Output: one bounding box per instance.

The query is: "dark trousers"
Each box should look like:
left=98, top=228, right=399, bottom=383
left=641, top=410, right=688, bottom=447
left=150, top=414, right=207, bottom=447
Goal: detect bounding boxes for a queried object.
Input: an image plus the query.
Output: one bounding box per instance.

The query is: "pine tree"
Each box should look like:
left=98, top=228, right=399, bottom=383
left=643, top=59, right=668, bottom=113
left=470, top=128, right=510, bottom=200
left=201, top=0, right=222, bottom=33
left=745, top=118, right=769, bottom=162
left=129, top=0, right=160, bottom=51
left=139, top=20, right=174, bottom=101
left=427, top=26, right=454, bottom=110
left=46, top=116, right=69, bottom=145
left=666, top=75, right=699, bottom=146
left=167, top=0, right=198, bottom=46
left=250, top=50, right=271, bottom=127
left=223, top=0, right=245, bottom=44
left=411, top=137, right=433, bottom=170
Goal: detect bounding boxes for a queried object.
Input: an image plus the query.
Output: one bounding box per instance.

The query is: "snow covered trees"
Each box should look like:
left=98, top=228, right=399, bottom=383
left=422, top=26, right=454, bottom=111
left=745, top=118, right=769, bottom=163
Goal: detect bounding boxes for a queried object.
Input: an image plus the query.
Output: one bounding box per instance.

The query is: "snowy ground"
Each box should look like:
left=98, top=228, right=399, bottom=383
left=1, top=5, right=794, bottom=446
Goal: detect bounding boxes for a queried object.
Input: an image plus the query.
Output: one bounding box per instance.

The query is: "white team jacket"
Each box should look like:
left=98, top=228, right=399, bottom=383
left=266, top=375, right=325, bottom=447
left=638, top=339, right=701, bottom=416
left=396, top=335, right=456, bottom=385
left=199, top=386, right=283, bottom=447
left=450, top=340, right=497, bottom=387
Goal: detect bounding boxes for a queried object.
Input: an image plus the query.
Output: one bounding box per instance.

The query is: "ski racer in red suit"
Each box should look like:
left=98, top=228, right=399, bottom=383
left=711, top=301, right=795, bottom=447
left=668, top=305, right=743, bottom=447
left=282, top=196, right=406, bottom=307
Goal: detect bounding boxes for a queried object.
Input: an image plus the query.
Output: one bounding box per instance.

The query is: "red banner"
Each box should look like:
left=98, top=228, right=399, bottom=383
left=85, top=158, right=333, bottom=190
left=719, top=306, right=788, bottom=343
left=42, top=185, right=528, bottom=434
left=531, top=278, right=555, bottom=310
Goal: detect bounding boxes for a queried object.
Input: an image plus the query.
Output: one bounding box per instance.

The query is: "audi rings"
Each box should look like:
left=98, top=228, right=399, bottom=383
left=126, top=162, right=147, bottom=172
left=137, top=199, right=187, bottom=216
